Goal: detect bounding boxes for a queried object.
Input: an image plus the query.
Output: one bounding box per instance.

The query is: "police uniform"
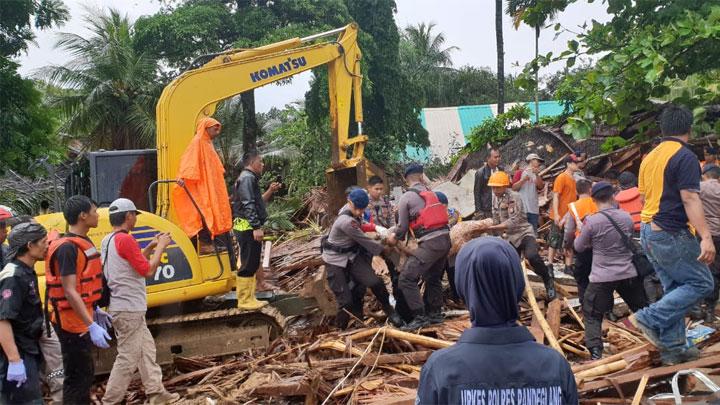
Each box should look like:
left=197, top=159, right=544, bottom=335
left=322, top=208, right=393, bottom=329
left=417, top=326, right=578, bottom=404
left=492, top=189, right=554, bottom=297
left=395, top=183, right=451, bottom=320
left=0, top=260, right=44, bottom=403
left=366, top=196, right=395, bottom=229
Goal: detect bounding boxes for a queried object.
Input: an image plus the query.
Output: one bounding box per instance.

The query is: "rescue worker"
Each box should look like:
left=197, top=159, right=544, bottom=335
left=436, top=192, right=460, bottom=302
left=512, top=153, right=545, bottom=232
left=321, top=189, right=402, bottom=329
left=631, top=105, right=714, bottom=365
left=364, top=177, right=412, bottom=321
left=0, top=223, right=48, bottom=404
left=562, top=179, right=597, bottom=303
left=417, top=238, right=578, bottom=404
left=485, top=172, right=556, bottom=300
left=386, top=164, right=451, bottom=330
left=615, top=172, right=642, bottom=235
left=704, top=146, right=718, bottom=168
left=693, top=164, right=720, bottom=323
left=46, top=195, right=112, bottom=404
left=548, top=155, right=582, bottom=272
left=574, top=182, right=647, bottom=360
left=231, top=151, right=281, bottom=307
left=473, top=148, right=503, bottom=219
left=174, top=117, right=233, bottom=254
left=101, top=199, right=179, bottom=404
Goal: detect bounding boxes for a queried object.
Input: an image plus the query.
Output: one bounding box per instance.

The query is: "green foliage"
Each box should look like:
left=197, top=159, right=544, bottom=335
left=307, top=0, right=428, bottom=167
left=266, top=103, right=330, bottom=195
left=531, top=1, right=720, bottom=138
left=467, top=104, right=532, bottom=151
left=0, top=0, right=68, bottom=57
left=264, top=196, right=301, bottom=232
left=0, top=59, right=61, bottom=176
left=423, top=157, right=454, bottom=180
left=43, top=9, right=160, bottom=150
left=601, top=136, right=629, bottom=153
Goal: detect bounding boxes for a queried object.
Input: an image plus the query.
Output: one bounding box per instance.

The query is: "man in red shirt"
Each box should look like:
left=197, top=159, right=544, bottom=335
left=101, top=199, right=179, bottom=405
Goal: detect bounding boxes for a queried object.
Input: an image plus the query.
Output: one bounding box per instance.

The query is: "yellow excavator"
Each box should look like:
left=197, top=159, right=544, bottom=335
left=34, top=23, right=381, bottom=372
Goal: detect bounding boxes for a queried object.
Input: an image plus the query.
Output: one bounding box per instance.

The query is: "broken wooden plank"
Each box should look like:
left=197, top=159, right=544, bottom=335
left=522, top=261, right=564, bottom=356
left=572, top=344, right=651, bottom=373
left=529, top=314, right=545, bottom=343
left=630, top=375, right=649, bottom=405
left=546, top=299, right=563, bottom=339
left=575, top=359, right=628, bottom=380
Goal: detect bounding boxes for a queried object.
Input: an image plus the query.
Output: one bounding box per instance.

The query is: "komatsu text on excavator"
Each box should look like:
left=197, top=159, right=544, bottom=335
left=34, top=23, right=380, bottom=373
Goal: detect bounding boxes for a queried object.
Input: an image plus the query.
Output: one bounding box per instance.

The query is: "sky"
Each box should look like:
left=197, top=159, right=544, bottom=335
left=15, top=0, right=610, bottom=113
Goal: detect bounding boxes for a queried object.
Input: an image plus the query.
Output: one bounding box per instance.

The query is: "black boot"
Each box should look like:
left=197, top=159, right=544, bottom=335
left=544, top=274, right=557, bottom=301
left=334, top=309, right=351, bottom=330
left=401, top=310, right=431, bottom=331
left=382, top=305, right=404, bottom=327
left=705, top=310, right=715, bottom=324
left=589, top=347, right=603, bottom=360
left=426, top=307, right=445, bottom=324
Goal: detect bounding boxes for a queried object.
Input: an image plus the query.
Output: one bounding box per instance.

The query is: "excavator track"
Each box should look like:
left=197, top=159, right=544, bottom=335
left=93, top=306, right=287, bottom=374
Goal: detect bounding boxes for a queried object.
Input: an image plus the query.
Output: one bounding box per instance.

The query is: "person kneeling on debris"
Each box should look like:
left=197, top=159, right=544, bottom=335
left=574, top=182, right=648, bottom=360
left=321, top=189, right=403, bottom=329
left=100, top=198, right=179, bottom=405
left=416, top=237, right=578, bottom=404
left=485, top=171, right=556, bottom=300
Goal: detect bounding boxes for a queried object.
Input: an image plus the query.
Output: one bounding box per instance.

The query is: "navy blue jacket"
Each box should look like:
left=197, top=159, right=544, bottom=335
left=417, top=326, right=578, bottom=405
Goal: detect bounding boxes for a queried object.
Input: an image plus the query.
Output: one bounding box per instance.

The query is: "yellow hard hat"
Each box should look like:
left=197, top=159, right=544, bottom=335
left=487, top=171, right=510, bottom=187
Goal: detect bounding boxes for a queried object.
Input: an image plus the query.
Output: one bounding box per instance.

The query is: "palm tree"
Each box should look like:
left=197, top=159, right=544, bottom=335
left=400, top=22, right=459, bottom=106
left=495, top=0, right=506, bottom=114
left=506, top=0, right=566, bottom=121
left=43, top=8, right=159, bottom=150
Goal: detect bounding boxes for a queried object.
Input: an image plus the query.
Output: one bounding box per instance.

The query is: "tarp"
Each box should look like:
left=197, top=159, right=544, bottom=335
left=172, top=117, right=232, bottom=237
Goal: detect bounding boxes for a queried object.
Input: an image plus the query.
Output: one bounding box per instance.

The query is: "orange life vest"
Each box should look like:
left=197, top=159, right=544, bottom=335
left=409, top=190, right=449, bottom=237
left=45, top=236, right=103, bottom=332
left=569, top=197, right=598, bottom=237
left=615, top=187, right=642, bottom=232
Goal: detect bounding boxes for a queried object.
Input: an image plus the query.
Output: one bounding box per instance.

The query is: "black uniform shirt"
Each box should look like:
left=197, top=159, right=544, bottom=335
left=0, top=260, right=43, bottom=358
left=53, top=232, right=94, bottom=277
left=417, top=326, right=578, bottom=405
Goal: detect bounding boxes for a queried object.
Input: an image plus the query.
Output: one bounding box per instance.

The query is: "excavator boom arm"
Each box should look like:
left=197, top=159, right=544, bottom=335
left=155, top=23, right=366, bottom=218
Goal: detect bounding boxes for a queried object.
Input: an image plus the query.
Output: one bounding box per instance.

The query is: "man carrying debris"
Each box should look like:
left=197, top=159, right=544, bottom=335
left=574, top=182, right=647, bottom=360
left=548, top=154, right=582, bottom=273
left=692, top=163, right=720, bottom=324
left=231, top=151, right=281, bottom=309
left=322, top=189, right=402, bottom=329
left=473, top=148, right=502, bottom=220
left=485, top=171, right=556, bottom=300
left=512, top=153, right=545, bottom=232
left=630, top=105, right=715, bottom=365
left=416, top=238, right=577, bottom=404
left=0, top=223, right=48, bottom=403
left=386, top=164, right=451, bottom=330
left=563, top=179, right=597, bottom=303
left=100, top=199, right=179, bottom=405
left=46, top=195, right=112, bottom=403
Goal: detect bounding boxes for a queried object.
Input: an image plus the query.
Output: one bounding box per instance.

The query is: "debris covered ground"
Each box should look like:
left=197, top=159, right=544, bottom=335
left=92, top=127, right=720, bottom=404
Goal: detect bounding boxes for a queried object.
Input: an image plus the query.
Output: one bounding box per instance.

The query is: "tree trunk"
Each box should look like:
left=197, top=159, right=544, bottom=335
left=496, top=0, right=505, bottom=114
left=240, top=90, right=259, bottom=155
left=535, top=25, right=540, bottom=123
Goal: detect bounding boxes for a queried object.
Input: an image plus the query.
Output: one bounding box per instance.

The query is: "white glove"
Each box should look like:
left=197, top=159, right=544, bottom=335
left=374, top=225, right=389, bottom=238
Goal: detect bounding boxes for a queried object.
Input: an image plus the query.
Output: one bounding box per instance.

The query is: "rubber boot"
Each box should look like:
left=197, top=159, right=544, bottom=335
left=401, top=310, right=431, bottom=331
left=236, top=276, right=267, bottom=310
left=426, top=307, right=445, bottom=324
left=544, top=273, right=557, bottom=301
left=689, top=304, right=705, bottom=321
left=335, top=308, right=352, bottom=330
left=589, top=347, right=603, bottom=360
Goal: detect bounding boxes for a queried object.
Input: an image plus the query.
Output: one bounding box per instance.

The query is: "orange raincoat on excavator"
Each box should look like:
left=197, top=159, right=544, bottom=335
left=172, top=117, right=232, bottom=237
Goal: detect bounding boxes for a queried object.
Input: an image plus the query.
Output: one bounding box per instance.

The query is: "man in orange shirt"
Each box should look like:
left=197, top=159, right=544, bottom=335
left=548, top=155, right=582, bottom=271
left=562, top=179, right=597, bottom=303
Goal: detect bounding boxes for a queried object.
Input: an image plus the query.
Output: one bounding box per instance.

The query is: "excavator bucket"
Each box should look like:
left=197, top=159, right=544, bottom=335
left=325, top=159, right=387, bottom=215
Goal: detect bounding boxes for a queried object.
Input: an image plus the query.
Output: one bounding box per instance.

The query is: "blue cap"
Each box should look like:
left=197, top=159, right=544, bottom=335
left=348, top=189, right=369, bottom=209
left=404, top=163, right=424, bottom=178
left=591, top=181, right=614, bottom=197
left=435, top=191, right=448, bottom=205
left=706, top=147, right=718, bottom=155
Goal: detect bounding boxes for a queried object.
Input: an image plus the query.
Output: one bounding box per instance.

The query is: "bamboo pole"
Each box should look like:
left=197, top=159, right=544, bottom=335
left=383, top=328, right=453, bottom=349
left=631, top=375, right=649, bottom=405
left=572, top=344, right=650, bottom=373
left=563, top=297, right=585, bottom=330
left=575, top=359, right=628, bottom=380
left=522, top=261, right=564, bottom=356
